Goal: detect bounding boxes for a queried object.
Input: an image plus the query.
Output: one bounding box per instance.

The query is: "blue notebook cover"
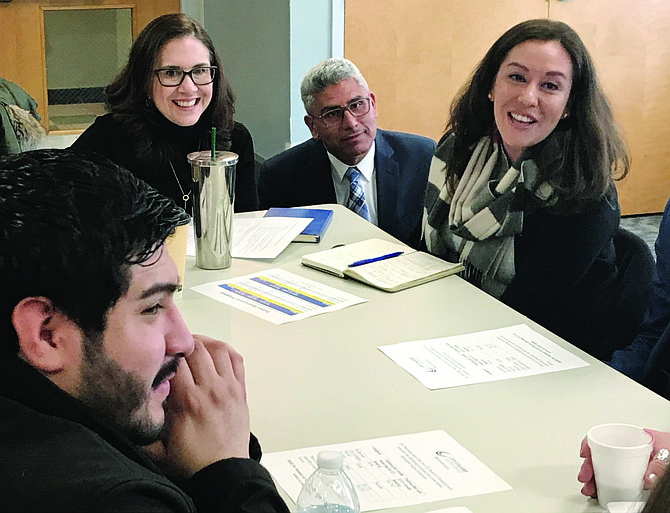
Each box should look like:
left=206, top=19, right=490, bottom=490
left=263, top=207, right=334, bottom=243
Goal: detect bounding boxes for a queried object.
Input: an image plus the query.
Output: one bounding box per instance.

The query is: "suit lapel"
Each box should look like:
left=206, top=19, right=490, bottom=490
left=307, top=140, right=337, bottom=203
left=374, top=131, right=399, bottom=234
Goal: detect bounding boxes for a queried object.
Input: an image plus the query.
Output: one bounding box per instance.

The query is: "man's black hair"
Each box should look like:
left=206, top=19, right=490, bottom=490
left=0, top=148, right=190, bottom=354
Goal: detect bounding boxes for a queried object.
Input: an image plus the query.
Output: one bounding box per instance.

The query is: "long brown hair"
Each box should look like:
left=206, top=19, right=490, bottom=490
left=445, top=19, right=629, bottom=202
left=104, top=13, right=235, bottom=162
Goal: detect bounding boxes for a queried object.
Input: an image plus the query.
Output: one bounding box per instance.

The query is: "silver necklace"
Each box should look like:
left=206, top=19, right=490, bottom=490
left=169, top=160, right=190, bottom=209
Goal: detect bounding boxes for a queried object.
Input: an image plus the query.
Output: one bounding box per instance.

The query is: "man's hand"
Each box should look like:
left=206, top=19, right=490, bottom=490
left=143, top=334, right=251, bottom=479
left=578, top=429, right=670, bottom=497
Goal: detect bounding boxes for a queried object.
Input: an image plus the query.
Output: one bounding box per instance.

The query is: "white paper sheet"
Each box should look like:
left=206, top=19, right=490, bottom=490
left=185, top=217, right=311, bottom=259
left=263, top=431, right=511, bottom=511
left=191, top=268, right=367, bottom=324
left=379, top=324, right=589, bottom=390
left=231, top=217, right=312, bottom=258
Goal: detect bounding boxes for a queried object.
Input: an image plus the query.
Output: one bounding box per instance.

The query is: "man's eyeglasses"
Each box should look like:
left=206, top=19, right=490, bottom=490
left=316, top=97, right=372, bottom=128
left=154, top=66, right=217, bottom=87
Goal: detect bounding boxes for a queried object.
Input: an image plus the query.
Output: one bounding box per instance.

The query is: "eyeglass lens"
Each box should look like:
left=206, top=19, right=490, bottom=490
left=319, top=98, right=371, bottom=126
left=156, top=67, right=216, bottom=86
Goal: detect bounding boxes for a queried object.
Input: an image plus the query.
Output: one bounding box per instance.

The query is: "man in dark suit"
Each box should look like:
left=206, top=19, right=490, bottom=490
left=258, top=58, right=435, bottom=248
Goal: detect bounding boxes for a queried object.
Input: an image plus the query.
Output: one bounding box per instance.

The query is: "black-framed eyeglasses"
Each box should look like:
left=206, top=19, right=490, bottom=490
left=316, top=97, right=372, bottom=128
left=154, top=66, right=217, bottom=87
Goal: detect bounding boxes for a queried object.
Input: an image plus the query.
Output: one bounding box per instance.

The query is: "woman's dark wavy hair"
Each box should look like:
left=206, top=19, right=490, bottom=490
left=445, top=19, right=629, bottom=202
left=642, top=464, right=670, bottom=513
left=104, top=13, right=235, bottom=162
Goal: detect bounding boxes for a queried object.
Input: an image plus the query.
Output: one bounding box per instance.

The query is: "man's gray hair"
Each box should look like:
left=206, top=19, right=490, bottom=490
left=300, top=58, right=369, bottom=113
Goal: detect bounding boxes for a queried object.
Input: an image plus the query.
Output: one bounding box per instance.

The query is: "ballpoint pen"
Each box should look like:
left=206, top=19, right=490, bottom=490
left=348, top=251, right=403, bottom=267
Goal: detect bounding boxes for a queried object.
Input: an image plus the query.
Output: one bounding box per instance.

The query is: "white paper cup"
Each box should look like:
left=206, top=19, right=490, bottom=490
left=587, top=423, right=653, bottom=507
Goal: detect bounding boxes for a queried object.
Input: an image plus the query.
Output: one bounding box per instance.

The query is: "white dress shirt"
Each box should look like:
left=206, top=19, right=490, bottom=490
left=327, top=142, right=378, bottom=225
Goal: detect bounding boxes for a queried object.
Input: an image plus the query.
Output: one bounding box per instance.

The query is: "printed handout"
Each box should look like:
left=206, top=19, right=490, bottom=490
left=263, top=430, right=510, bottom=511
left=191, top=268, right=367, bottom=324
left=378, top=324, right=589, bottom=390
left=230, top=217, right=311, bottom=259
left=186, top=216, right=311, bottom=259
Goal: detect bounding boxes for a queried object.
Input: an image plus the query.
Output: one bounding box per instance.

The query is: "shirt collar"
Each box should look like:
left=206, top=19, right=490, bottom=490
left=328, top=141, right=376, bottom=183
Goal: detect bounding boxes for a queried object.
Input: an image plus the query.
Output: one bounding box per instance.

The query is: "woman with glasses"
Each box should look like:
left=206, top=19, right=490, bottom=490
left=71, top=13, right=258, bottom=213
left=424, top=19, right=631, bottom=361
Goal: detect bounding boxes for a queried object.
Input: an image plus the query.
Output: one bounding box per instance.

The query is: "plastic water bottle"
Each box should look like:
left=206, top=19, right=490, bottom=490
left=297, top=450, right=360, bottom=513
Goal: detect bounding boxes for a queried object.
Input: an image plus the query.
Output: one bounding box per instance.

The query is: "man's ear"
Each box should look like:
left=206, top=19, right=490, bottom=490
left=369, top=91, right=378, bottom=118
left=304, top=115, right=320, bottom=139
left=12, top=297, right=81, bottom=373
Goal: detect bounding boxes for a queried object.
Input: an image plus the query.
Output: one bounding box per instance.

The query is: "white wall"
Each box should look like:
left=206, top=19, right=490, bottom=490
left=289, top=0, right=343, bottom=146
left=203, top=0, right=342, bottom=159
left=204, top=1, right=290, bottom=159
left=181, top=0, right=204, bottom=25
left=37, top=133, right=79, bottom=149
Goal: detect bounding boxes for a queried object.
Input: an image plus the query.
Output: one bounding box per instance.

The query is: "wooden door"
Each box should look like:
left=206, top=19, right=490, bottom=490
left=0, top=0, right=180, bottom=133
left=550, top=0, right=670, bottom=214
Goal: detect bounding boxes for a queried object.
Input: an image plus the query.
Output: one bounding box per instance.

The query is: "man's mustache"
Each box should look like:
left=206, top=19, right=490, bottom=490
left=152, top=357, right=180, bottom=389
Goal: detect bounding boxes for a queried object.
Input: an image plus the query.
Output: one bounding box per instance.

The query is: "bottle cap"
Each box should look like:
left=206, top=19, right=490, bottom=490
left=317, top=450, right=344, bottom=470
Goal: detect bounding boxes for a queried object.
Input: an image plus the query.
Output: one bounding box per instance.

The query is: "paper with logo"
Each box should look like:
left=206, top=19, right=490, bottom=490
left=263, top=430, right=511, bottom=511
left=378, top=324, right=589, bottom=390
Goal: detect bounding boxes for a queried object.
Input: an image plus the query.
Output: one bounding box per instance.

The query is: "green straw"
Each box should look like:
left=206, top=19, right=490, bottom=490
left=211, top=127, right=216, bottom=160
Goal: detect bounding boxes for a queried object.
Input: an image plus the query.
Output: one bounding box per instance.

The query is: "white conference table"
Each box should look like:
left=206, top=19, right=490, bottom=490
left=176, top=204, right=670, bottom=513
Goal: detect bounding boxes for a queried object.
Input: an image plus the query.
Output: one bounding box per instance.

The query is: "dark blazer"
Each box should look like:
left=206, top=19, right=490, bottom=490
left=258, top=129, right=435, bottom=248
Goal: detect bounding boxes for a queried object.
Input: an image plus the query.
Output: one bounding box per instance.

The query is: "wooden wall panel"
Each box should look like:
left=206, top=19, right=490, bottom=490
left=550, top=0, right=670, bottom=215
left=344, top=0, right=547, bottom=142
left=344, top=0, right=670, bottom=214
left=0, top=4, right=46, bottom=120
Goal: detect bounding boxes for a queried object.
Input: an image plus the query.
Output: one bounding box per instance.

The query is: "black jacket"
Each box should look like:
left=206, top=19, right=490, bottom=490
left=0, top=356, right=289, bottom=512
left=71, top=114, right=258, bottom=213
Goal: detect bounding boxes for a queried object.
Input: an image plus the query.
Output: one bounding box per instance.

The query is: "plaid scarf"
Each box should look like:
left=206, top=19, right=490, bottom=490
left=424, top=135, right=555, bottom=298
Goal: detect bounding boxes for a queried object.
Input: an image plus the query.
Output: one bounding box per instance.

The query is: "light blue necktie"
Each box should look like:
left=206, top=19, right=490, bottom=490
left=345, top=167, right=370, bottom=221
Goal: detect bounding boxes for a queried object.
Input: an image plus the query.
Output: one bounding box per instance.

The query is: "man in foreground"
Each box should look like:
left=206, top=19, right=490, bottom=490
left=258, top=58, right=435, bottom=248
left=0, top=149, right=289, bottom=512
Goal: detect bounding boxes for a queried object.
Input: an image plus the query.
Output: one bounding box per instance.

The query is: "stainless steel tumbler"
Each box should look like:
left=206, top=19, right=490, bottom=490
left=188, top=150, right=238, bottom=269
